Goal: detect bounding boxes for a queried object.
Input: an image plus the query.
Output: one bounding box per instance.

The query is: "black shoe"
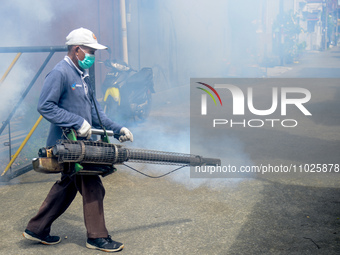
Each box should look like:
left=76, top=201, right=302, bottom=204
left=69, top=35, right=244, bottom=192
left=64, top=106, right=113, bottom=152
left=23, top=229, right=61, bottom=245
left=86, top=235, right=124, bottom=252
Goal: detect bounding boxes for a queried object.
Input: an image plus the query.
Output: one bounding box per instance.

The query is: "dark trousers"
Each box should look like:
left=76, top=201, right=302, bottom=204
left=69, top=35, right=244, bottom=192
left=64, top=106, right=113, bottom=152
left=26, top=173, right=108, bottom=239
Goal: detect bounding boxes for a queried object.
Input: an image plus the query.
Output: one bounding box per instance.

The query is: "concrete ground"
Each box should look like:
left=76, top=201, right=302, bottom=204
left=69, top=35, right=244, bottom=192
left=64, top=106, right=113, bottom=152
left=1, top=47, right=340, bottom=255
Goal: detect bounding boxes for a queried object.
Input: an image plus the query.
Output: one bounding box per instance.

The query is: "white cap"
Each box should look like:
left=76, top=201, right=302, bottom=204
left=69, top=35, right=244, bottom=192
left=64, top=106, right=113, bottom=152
left=65, top=27, right=107, bottom=50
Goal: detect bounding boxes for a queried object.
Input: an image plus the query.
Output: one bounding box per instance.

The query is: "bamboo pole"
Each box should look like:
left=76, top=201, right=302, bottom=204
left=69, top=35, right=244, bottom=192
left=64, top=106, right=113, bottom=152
left=1, top=115, right=43, bottom=176
left=0, top=53, right=22, bottom=84
left=120, top=0, right=129, bottom=64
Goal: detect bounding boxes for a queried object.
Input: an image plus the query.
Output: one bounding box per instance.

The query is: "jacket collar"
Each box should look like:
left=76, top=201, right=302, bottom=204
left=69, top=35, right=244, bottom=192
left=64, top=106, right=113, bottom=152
left=64, top=56, right=89, bottom=78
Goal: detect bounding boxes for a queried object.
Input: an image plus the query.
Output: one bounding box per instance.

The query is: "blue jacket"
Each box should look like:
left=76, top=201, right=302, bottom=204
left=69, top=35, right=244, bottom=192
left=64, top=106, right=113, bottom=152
left=38, top=58, right=123, bottom=146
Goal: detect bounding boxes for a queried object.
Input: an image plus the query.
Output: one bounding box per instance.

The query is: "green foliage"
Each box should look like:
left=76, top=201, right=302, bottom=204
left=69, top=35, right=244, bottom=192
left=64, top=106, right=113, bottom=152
left=273, top=10, right=304, bottom=64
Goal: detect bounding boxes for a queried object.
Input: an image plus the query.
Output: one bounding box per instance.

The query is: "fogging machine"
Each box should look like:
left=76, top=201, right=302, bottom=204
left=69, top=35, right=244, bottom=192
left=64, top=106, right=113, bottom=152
left=32, top=128, right=221, bottom=176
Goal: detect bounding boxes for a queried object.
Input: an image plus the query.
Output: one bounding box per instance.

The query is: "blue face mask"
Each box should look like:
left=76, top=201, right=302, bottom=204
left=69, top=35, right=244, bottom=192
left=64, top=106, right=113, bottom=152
left=77, top=47, right=95, bottom=69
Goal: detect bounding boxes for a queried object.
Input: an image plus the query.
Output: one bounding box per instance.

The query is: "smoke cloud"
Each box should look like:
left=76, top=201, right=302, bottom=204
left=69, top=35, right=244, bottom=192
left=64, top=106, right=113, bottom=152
left=0, top=0, right=308, bottom=188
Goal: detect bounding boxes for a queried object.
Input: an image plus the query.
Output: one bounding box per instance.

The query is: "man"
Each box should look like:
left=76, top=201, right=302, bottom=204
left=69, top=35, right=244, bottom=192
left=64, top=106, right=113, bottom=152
left=23, top=27, right=132, bottom=252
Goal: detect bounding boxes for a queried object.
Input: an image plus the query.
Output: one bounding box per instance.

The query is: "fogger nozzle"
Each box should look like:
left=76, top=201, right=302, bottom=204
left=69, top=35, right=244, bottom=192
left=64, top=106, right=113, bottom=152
left=52, top=140, right=221, bottom=167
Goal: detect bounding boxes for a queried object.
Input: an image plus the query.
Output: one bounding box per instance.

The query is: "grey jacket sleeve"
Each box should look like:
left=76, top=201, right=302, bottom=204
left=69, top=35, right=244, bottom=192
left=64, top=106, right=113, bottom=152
left=37, top=69, right=84, bottom=129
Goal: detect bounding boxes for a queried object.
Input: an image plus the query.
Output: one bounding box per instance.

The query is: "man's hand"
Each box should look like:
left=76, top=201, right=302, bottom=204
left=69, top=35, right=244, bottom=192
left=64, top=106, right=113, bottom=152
left=77, top=120, right=92, bottom=139
left=119, top=127, right=133, bottom=142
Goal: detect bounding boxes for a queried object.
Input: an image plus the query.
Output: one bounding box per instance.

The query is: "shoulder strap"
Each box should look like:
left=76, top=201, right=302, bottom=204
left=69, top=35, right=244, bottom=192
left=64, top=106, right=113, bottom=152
left=85, top=77, right=110, bottom=142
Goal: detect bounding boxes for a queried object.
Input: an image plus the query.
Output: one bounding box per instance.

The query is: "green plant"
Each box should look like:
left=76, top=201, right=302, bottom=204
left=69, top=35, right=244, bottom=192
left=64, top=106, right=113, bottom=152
left=273, top=10, right=304, bottom=64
